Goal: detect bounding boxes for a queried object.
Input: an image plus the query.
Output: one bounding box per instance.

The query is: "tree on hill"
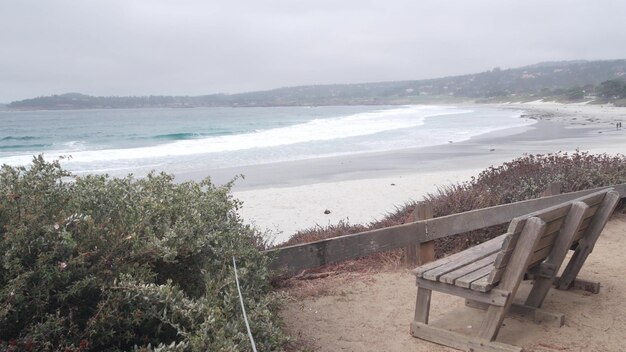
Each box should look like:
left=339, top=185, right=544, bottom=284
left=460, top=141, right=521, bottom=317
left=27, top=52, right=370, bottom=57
left=598, top=79, right=626, bottom=99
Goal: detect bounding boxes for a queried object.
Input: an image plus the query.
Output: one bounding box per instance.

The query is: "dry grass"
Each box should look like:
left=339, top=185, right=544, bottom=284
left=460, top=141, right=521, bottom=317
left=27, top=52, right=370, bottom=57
left=272, top=151, right=626, bottom=280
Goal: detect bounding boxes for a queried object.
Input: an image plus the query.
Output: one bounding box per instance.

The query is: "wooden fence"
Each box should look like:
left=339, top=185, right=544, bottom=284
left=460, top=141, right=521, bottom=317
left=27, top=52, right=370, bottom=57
left=265, top=183, right=626, bottom=275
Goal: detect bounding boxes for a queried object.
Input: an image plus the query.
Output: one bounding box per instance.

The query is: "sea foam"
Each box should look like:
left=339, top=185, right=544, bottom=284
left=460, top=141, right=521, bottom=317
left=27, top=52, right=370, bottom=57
left=0, top=105, right=465, bottom=165
left=0, top=105, right=533, bottom=175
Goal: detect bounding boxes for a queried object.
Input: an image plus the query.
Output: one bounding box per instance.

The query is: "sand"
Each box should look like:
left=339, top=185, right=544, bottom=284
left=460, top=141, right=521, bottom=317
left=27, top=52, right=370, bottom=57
left=279, top=212, right=626, bottom=351
left=233, top=169, right=480, bottom=242
left=231, top=102, right=626, bottom=244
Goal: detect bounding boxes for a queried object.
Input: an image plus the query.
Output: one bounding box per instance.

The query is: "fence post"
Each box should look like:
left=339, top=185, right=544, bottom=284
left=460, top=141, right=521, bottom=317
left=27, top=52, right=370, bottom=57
left=404, top=202, right=434, bottom=267
left=417, top=202, right=435, bottom=265
left=541, top=182, right=561, bottom=197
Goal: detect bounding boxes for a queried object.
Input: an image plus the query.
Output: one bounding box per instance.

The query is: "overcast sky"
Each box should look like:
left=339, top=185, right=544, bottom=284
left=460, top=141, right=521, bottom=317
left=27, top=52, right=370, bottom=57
left=1, top=0, right=626, bottom=103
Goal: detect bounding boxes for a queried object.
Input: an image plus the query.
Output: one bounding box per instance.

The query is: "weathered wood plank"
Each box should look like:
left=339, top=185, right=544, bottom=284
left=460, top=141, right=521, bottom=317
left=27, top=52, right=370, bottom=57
left=414, top=236, right=504, bottom=279
left=491, top=232, right=521, bottom=271
left=568, top=212, right=594, bottom=242
left=423, top=188, right=605, bottom=242
left=266, top=185, right=625, bottom=274
left=479, top=217, right=546, bottom=340
left=528, top=262, right=557, bottom=279
left=527, top=244, right=553, bottom=267
left=407, top=202, right=435, bottom=266
left=420, top=240, right=436, bottom=265
left=440, top=252, right=499, bottom=284
left=405, top=203, right=433, bottom=266
left=422, top=241, right=500, bottom=281
left=580, top=191, right=607, bottom=208
left=541, top=217, right=566, bottom=238
left=553, top=276, right=601, bottom=294
left=455, top=265, right=492, bottom=289
left=266, top=221, right=425, bottom=275
left=410, top=322, right=522, bottom=352
left=583, top=204, right=600, bottom=219
left=534, top=231, right=558, bottom=252
left=414, top=287, right=432, bottom=324
left=417, top=278, right=510, bottom=307
left=471, top=275, right=493, bottom=292
left=466, top=300, right=565, bottom=327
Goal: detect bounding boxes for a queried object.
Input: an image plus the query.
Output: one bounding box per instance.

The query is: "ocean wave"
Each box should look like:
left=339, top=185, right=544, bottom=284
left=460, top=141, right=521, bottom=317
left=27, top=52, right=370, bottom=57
left=152, top=131, right=232, bottom=140
left=1, top=136, right=38, bottom=141
left=0, top=143, right=52, bottom=150
left=0, top=105, right=473, bottom=166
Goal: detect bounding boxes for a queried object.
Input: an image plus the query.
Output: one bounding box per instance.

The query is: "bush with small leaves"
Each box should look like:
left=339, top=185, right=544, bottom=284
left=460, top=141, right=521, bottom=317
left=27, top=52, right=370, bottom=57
left=0, top=156, right=286, bottom=351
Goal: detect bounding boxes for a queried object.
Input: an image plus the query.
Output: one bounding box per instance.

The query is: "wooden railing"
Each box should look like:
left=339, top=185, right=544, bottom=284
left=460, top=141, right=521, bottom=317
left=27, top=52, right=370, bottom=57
left=265, top=183, right=626, bottom=275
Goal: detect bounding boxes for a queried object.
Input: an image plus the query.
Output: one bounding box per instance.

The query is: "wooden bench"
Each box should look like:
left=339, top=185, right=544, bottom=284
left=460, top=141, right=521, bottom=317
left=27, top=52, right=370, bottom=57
left=410, top=189, right=619, bottom=352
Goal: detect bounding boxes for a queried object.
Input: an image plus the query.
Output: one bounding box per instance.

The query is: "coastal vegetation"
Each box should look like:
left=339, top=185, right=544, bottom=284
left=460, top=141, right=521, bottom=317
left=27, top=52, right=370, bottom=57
left=2, top=151, right=626, bottom=350
left=0, top=157, right=286, bottom=351
left=282, top=151, right=626, bottom=263
left=7, top=59, right=626, bottom=109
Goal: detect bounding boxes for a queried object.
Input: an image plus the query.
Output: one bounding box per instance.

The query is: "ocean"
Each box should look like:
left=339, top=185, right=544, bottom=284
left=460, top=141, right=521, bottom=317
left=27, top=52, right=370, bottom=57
left=0, top=105, right=534, bottom=178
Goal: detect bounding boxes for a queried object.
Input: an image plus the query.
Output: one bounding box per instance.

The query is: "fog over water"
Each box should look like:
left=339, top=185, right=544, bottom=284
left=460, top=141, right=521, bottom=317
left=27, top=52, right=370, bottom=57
left=2, top=1, right=626, bottom=102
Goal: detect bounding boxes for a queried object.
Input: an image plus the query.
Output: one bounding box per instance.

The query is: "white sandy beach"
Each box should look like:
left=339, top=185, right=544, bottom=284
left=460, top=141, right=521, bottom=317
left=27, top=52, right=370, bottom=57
left=233, top=102, right=626, bottom=244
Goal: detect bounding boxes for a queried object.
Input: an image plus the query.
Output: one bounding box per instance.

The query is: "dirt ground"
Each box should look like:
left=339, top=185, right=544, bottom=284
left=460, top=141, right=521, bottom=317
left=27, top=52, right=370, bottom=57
left=279, top=213, right=626, bottom=352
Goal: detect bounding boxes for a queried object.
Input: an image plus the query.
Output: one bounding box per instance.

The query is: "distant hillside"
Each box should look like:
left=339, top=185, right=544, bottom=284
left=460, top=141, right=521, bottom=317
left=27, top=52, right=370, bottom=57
left=8, top=59, right=626, bottom=109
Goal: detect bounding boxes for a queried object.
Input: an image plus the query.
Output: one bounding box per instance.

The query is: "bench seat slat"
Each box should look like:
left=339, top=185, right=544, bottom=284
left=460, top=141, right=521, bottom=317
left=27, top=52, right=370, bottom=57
left=412, top=235, right=505, bottom=278
left=455, top=265, right=493, bottom=289
left=439, top=252, right=499, bottom=284
left=470, top=275, right=493, bottom=292
left=422, top=240, right=502, bottom=281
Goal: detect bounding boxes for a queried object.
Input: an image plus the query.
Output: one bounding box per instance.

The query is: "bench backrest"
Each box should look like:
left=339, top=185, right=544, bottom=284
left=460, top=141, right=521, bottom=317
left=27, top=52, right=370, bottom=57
left=569, top=189, right=619, bottom=246
left=485, top=188, right=617, bottom=287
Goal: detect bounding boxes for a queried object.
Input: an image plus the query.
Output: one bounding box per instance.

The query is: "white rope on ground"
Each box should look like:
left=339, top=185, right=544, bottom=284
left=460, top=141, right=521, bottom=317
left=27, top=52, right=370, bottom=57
left=232, top=256, right=258, bottom=352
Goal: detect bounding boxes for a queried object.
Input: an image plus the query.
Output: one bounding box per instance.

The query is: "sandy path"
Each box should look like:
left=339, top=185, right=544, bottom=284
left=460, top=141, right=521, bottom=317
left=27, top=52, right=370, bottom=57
left=279, top=212, right=626, bottom=351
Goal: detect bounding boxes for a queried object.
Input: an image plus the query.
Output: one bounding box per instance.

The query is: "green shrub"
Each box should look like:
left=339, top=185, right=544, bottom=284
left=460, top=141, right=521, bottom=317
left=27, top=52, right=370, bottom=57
left=0, top=156, right=286, bottom=351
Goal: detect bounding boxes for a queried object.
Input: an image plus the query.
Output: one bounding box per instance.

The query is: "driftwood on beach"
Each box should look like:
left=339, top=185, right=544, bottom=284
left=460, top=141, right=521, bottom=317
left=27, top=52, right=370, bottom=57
left=265, top=183, right=626, bottom=275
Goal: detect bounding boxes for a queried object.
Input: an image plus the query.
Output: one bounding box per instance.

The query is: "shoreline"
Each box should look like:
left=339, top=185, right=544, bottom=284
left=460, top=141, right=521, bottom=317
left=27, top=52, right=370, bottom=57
left=218, top=102, right=626, bottom=243
left=181, top=103, right=625, bottom=191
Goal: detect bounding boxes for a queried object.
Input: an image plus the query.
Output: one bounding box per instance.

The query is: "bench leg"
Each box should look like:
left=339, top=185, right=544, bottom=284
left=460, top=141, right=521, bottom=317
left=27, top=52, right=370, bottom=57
left=555, top=276, right=601, bottom=294
left=524, top=276, right=553, bottom=308
left=414, top=287, right=432, bottom=324
left=478, top=305, right=510, bottom=341
left=556, top=245, right=593, bottom=291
